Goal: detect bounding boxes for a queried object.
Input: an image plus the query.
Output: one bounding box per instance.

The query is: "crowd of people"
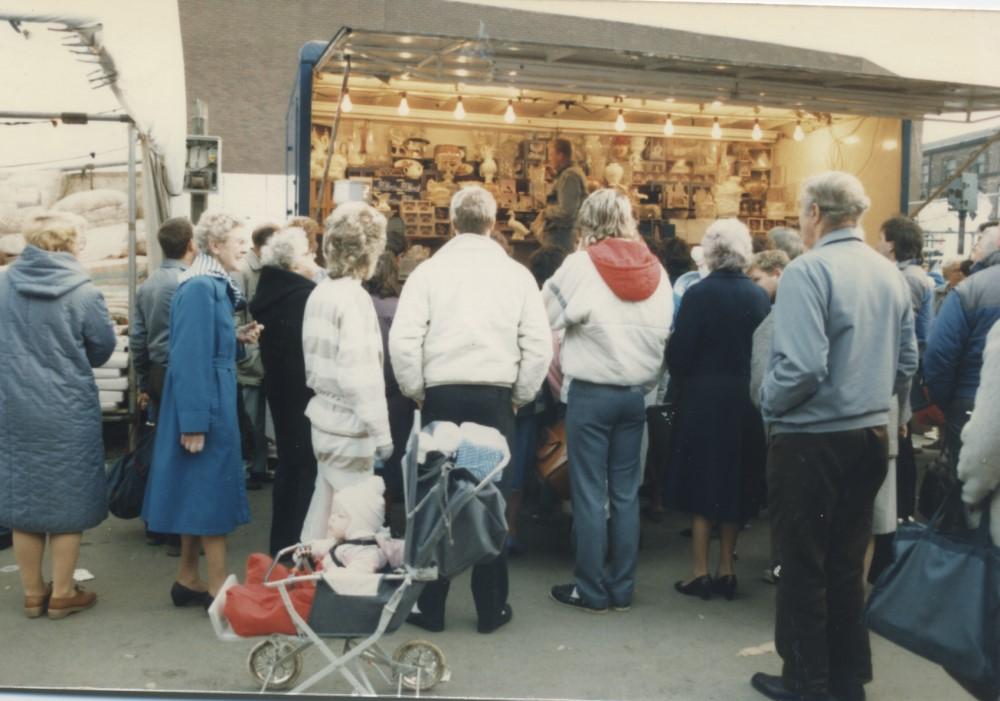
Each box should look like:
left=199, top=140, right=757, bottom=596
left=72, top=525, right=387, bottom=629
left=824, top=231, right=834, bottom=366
left=1, top=161, right=999, bottom=700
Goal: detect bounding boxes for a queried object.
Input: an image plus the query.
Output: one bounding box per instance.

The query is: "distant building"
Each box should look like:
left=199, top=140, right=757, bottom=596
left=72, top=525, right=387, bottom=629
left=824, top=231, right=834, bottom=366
left=921, top=127, right=1000, bottom=217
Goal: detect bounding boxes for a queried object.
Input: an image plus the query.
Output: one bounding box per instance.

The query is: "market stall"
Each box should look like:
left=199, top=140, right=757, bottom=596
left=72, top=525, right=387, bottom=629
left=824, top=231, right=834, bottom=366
left=286, top=2, right=1000, bottom=256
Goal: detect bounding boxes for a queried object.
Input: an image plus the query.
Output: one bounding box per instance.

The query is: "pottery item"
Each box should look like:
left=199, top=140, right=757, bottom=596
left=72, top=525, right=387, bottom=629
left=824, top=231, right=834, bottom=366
left=715, top=176, right=743, bottom=218
left=479, top=145, right=498, bottom=183
left=604, top=162, right=625, bottom=188
left=394, top=159, right=423, bottom=180
left=405, top=138, right=430, bottom=159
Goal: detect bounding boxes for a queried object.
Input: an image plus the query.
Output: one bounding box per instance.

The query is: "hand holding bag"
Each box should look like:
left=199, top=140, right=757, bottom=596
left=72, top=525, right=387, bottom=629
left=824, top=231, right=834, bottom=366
left=865, top=490, right=1000, bottom=690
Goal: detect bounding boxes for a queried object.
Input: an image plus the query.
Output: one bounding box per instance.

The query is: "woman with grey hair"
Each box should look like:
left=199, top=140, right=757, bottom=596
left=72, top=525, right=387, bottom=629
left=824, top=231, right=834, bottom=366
left=0, top=212, right=116, bottom=619
left=664, top=218, right=770, bottom=601
left=249, top=227, right=319, bottom=553
left=543, top=188, right=674, bottom=613
left=143, top=210, right=261, bottom=608
left=299, top=202, right=393, bottom=541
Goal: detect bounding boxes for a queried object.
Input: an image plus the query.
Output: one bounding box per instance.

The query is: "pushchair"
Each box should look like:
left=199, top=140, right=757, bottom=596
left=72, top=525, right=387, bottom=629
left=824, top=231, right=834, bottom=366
left=208, top=414, right=510, bottom=695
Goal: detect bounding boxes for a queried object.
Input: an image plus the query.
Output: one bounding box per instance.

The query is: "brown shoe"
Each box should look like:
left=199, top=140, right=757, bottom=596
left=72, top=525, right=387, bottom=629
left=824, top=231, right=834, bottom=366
left=24, top=582, right=53, bottom=619
left=48, top=585, right=97, bottom=620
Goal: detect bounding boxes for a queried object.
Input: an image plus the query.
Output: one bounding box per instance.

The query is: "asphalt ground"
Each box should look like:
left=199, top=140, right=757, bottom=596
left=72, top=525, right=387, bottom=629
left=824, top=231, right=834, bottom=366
left=0, top=437, right=968, bottom=701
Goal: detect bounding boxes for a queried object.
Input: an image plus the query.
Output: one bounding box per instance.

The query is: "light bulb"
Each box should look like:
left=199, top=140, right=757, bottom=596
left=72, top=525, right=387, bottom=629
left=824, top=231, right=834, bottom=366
left=615, top=109, right=626, bottom=132
left=504, top=100, right=516, bottom=124
left=663, top=114, right=675, bottom=136
left=397, top=93, right=410, bottom=116
left=341, top=89, right=353, bottom=113
left=711, top=117, right=721, bottom=140
left=793, top=120, right=805, bottom=142
left=454, top=96, right=466, bottom=120
left=752, top=119, right=762, bottom=142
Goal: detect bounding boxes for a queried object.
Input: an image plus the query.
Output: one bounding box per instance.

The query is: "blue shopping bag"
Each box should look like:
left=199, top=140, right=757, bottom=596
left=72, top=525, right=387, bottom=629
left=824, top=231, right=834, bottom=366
left=865, top=492, right=999, bottom=690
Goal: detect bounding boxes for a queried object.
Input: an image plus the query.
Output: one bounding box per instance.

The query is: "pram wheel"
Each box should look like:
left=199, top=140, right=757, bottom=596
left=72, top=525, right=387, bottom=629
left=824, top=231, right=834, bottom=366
left=247, top=638, right=303, bottom=690
left=392, top=640, right=446, bottom=691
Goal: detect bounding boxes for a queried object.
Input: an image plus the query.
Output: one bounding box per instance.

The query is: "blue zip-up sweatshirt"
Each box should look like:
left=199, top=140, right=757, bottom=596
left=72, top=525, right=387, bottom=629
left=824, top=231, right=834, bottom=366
left=923, top=250, right=1000, bottom=405
left=761, top=228, right=918, bottom=434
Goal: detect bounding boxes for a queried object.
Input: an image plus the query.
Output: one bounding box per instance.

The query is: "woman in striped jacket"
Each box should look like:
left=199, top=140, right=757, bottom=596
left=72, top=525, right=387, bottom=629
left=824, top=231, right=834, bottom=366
left=299, top=202, right=393, bottom=541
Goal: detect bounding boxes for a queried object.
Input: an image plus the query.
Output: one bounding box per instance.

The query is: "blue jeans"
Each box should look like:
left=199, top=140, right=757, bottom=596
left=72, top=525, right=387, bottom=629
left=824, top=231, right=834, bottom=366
left=566, top=380, right=646, bottom=608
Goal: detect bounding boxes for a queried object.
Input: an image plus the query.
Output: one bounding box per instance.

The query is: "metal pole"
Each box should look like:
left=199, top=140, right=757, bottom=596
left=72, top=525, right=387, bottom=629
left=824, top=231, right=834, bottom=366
left=127, top=123, right=139, bottom=450
left=191, top=99, right=208, bottom=225
left=957, top=210, right=967, bottom=256
left=313, top=56, right=351, bottom=221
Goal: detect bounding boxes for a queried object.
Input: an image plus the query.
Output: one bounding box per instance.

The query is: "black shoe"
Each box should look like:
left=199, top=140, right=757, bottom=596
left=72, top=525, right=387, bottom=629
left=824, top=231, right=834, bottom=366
left=406, top=611, right=444, bottom=632
left=713, top=574, right=738, bottom=600
left=171, top=582, right=211, bottom=608
left=245, top=478, right=263, bottom=491
left=642, top=507, right=665, bottom=523
left=549, top=583, right=608, bottom=613
left=762, top=564, right=782, bottom=585
left=829, top=680, right=865, bottom=701
left=477, top=603, right=513, bottom=633
left=674, top=575, right=713, bottom=600
left=750, top=673, right=833, bottom=701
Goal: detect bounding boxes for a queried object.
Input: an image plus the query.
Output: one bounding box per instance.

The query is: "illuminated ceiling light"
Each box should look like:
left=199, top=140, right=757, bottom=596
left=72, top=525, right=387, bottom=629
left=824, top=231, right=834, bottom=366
left=399, top=36, right=414, bottom=44
left=711, top=99, right=723, bottom=108
left=457, top=55, right=468, bottom=64
left=341, top=88, right=353, bottom=113
left=663, top=114, right=675, bottom=136
left=752, top=119, right=762, bottom=142
left=793, top=120, right=805, bottom=142
left=399, top=51, right=413, bottom=59
left=843, top=134, right=861, bottom=145
left=399, top=72, right=411, bottom=81
left=454, top=96, right=466, bottom=120
left=665, top=97, right=675, bottom=103
left=455, top=68, right=469, bottom=77
left=615, top=108, right=626, bottom=132
left=715, top=64, right=727, bottom=71
left=508, top=46, right=520, bottom=51
left=504, top=99, right=516, bottom=124
left=882, top=138, right=899, bottom=151
left=398, top=92, right=410, bottom=116
left=711, top=117, right=722, bottom=140
left=508, top=70, right=518, bottom=76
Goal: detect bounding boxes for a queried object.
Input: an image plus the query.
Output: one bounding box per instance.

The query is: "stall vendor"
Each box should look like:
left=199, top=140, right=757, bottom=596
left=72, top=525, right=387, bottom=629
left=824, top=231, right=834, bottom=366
left=542, top=139, right=587, bottom=252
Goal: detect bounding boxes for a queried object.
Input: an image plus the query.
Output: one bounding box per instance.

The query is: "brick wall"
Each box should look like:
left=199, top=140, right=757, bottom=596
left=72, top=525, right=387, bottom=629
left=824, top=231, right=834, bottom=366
left=178, top=0, right=373, bottom=175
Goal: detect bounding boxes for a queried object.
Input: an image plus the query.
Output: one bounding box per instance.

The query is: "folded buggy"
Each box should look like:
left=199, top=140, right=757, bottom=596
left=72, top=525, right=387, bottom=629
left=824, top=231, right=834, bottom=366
left=208, top=415, right=510, bottom=695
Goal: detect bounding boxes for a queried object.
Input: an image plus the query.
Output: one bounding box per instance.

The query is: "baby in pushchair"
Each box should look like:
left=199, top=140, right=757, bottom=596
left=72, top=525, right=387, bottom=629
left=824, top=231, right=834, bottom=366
left=208, top=417, right=511, bottom=696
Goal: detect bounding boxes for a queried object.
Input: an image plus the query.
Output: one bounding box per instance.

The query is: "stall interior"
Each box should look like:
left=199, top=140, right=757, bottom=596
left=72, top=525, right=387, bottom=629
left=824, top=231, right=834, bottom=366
left=307, top=40, right=903, bottom=255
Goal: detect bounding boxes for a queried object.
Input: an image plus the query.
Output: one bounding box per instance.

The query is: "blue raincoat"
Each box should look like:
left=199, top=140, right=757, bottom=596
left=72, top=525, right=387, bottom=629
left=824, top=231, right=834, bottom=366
left=142, top=275, right=250, bottom=535
left=0, top=245, right=116, bottom=532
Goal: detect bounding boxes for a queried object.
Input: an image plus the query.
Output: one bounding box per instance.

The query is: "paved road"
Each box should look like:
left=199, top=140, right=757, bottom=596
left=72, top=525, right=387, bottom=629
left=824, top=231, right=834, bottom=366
left=0, top=452, right=965, bottom=700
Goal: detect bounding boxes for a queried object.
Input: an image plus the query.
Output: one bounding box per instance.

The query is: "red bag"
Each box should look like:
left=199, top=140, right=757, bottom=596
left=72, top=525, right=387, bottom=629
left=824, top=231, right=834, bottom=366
left=223, top=553, right=316, bottom=637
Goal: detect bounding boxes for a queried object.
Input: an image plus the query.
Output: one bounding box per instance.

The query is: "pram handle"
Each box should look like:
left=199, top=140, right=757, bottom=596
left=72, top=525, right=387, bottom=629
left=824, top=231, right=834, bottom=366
left=261, top=571, right=412, bottom=590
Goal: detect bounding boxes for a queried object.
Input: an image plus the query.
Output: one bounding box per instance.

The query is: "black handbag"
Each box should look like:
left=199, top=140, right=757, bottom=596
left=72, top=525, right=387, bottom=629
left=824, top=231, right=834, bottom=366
left=106, top=426, right=156, bottom=519
left=865, top=490, right=1000, bottom=689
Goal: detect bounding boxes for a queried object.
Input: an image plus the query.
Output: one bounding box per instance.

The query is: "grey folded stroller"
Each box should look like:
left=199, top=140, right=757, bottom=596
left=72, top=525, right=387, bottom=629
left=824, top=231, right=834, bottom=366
left=208, top=414, right=509, bottom=696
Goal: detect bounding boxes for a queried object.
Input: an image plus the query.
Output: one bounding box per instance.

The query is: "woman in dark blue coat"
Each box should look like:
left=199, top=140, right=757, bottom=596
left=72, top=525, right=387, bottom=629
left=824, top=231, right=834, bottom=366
left=664, top=219, right=770, bottom=601
left=0, top=213, right=116, bottom=619
left=142, top=211, right=260, bottom=607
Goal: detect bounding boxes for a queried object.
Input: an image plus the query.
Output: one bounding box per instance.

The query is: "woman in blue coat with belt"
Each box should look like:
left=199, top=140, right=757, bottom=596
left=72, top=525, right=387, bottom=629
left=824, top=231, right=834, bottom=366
left=142, top=211, right=261, bottom=607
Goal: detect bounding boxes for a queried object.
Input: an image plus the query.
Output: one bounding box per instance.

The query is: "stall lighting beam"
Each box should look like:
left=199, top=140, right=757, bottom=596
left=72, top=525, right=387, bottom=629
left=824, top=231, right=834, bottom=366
left=311, top=102, right=778, bottom=142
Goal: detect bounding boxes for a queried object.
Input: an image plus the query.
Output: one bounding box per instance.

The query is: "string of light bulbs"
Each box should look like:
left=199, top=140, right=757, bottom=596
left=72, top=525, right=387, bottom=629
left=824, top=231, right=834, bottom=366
left=339, top=83, right=813, bottom=140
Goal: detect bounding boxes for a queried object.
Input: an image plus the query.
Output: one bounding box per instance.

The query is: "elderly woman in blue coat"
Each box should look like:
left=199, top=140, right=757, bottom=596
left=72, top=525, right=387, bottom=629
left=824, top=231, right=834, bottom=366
left=0, top=213, right=116, bottom=619
left=142, top=211, right=262, bottom=607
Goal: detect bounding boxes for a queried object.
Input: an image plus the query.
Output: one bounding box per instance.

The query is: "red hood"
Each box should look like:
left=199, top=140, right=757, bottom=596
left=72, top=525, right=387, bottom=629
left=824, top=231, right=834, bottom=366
left=587, top=238, right=662, bottom=301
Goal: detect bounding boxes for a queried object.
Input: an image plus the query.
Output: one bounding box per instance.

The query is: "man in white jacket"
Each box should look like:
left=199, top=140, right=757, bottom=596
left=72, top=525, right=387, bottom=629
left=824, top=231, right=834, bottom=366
left=389, top=186, right=552, bottom=634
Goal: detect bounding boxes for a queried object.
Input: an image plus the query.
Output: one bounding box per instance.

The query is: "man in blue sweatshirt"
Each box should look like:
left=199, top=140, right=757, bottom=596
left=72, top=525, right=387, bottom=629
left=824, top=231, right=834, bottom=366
left=751, top=172, right=917, bottom=701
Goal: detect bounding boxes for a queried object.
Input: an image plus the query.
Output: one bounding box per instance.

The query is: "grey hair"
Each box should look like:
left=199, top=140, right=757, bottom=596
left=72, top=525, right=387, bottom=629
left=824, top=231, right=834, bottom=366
left=450, top=186, right=497, bottom=235
left=800, top=171, right=871, bottom=228
left=322, top=201, right=387, bottom=279
left=752, top=249, right=791, bottom=274
left=194, top=210, right=244, bottom=254
left=980, top=225, right=1000, bottom=259
left=767, top=226, right=804, bottom=260
left=940, top=255, right=965, bottom=273
left=702, top=218, right=753, bottom=272
left=261, top=227, right=310, bottom=270
left=577, top=188, right=638, bottom=247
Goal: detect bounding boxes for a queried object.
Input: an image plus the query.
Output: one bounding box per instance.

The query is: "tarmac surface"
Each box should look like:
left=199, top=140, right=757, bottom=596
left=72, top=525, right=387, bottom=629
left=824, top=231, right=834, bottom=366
left=0, top=439, right=969, bottom=701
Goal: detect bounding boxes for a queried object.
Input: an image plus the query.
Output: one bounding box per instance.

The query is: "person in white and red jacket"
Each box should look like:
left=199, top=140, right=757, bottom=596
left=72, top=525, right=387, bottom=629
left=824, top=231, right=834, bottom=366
left=543, top=188, right=673, bottom=614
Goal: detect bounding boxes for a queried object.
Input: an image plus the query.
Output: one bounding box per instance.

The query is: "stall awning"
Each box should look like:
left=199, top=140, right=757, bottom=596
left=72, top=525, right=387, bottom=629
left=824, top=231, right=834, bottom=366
left=312, top=0, right=1000, bottom=120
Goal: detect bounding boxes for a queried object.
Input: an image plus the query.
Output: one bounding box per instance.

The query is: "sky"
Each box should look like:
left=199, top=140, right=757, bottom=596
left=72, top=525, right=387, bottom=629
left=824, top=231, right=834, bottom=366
left=1, top=0, right=999, bottom=169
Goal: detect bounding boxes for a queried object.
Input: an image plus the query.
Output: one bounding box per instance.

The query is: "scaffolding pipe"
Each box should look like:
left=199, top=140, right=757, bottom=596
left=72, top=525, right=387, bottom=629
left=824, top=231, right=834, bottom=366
left=127, top=123, right=138, bottom=450
left=0, top=110, right=132, bottom=123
